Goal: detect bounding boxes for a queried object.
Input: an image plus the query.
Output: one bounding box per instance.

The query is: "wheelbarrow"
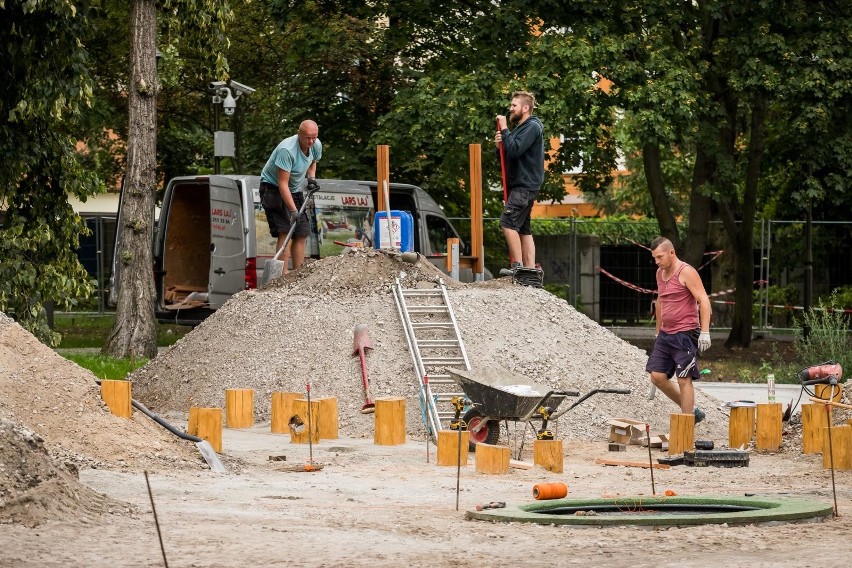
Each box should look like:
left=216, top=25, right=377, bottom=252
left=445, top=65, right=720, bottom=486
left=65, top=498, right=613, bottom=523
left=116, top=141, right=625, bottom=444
left=446, top=367, right=631, bottom=449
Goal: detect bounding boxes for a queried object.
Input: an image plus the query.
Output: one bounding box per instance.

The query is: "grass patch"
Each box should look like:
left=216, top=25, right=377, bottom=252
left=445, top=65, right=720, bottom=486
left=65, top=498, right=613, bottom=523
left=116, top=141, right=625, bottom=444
left=62, top=353, right=148, bottom=380
left=55, top=314, right=191, bottom=348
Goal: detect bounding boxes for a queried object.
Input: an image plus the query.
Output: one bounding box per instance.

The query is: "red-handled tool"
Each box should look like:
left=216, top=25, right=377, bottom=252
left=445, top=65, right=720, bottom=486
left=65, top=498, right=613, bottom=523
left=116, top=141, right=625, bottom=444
left=352, top=324, right=375, bottom=413
left=497, top=117, right=508, bottom=203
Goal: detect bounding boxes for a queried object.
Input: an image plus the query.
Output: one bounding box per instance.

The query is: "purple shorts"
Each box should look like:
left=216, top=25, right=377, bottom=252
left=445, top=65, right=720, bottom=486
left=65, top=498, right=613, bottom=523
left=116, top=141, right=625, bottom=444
left=645, top=329, right=700, bottom=379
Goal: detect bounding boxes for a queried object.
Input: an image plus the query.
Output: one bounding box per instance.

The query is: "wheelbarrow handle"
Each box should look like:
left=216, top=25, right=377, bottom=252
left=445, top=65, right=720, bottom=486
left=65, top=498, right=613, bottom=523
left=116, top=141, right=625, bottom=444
left=551, top=387, right=632, bottom=419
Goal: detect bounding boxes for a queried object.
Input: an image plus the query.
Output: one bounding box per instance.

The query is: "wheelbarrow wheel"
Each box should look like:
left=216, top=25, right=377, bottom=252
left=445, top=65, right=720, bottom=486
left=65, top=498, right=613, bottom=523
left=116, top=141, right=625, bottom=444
left=463, top=408, right=499, bottom=451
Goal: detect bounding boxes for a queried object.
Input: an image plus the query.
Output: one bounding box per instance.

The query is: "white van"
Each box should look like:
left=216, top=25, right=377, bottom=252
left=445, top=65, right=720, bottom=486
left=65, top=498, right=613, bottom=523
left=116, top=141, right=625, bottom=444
left=147, top=175, right=482, bottom=325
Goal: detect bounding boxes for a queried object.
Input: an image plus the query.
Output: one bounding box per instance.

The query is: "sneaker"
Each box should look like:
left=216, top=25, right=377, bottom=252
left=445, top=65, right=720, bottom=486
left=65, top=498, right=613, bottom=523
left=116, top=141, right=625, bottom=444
left=693, top=407, right=706, bottom=425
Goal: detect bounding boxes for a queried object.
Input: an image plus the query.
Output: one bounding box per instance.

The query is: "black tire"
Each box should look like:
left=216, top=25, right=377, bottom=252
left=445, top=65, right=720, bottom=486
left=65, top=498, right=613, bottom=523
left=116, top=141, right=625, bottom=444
left=463, top=408, right=500, bottom=451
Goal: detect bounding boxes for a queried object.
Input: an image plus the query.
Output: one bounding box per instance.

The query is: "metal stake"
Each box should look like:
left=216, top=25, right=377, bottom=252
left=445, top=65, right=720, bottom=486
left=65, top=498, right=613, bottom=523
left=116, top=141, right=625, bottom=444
left=456, top=421, right=463, bottom=511
left=144, top=471, right=169, bottom=568
left=425, top=375, right=430, bottom=463
left=825, top=404, right=838, bottom=517
left=646, top=424, right=656, bottom=496
left=306, top=383, right=313, bottom=467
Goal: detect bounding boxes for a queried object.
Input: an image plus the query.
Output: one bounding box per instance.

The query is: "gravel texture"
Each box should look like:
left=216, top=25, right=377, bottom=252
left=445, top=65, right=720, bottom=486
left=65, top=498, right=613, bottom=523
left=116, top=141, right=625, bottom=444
left=132, top=248, right=727, bottom=442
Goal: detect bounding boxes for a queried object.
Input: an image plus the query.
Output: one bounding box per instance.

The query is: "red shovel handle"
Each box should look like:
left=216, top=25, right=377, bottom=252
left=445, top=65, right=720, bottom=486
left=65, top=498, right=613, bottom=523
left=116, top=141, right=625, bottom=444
left=497, top=118, right=508, bottom=203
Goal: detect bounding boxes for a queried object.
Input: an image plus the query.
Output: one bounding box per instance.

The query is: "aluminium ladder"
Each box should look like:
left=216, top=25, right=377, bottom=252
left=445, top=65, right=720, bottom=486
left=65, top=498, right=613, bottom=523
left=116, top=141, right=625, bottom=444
left=392, top=277, right=471, bottom=438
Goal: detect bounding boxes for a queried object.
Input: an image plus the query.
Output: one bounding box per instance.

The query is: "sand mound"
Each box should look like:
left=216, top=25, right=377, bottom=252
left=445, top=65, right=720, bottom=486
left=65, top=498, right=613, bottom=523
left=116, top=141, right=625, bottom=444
left=0, top=313, right=203, bottom=472
left=0, top=419, right=121, bottom=527
left=133, top=248, right=727, bottom=441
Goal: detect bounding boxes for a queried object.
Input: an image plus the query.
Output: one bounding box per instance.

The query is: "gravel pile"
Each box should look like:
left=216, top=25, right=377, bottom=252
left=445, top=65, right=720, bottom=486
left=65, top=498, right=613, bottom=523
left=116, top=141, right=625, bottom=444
left=132, top=248, right=727, bottom=441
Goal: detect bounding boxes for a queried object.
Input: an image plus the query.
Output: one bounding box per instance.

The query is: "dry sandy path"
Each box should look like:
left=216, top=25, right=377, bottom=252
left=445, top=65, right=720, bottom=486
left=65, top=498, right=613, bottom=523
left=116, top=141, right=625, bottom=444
left=2, top=424, right=851, bottom=568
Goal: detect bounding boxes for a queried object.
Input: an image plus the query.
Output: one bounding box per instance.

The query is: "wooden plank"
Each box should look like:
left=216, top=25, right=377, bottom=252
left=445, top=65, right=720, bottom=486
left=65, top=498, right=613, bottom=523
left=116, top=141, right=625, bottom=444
left=594, top=458, right=671, bottom=470
left=509, top=459, right=533, bottom=470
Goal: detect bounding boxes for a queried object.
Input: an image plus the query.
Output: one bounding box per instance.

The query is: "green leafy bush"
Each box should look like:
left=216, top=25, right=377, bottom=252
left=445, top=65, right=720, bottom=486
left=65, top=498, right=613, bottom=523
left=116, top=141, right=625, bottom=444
left=793, top=290, right=852, bottom=373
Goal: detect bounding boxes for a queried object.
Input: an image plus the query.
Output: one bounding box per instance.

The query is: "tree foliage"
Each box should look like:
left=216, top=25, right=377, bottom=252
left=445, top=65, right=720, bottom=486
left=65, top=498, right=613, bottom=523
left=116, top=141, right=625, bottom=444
left=1, top=0, right=101, bottom=345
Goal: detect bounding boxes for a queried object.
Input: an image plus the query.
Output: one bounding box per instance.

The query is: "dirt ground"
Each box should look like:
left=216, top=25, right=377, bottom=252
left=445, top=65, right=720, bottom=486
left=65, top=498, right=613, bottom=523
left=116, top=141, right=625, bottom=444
left=2, top=427, right=852, bottom=568
left=2, top=251, right=852, bottom=567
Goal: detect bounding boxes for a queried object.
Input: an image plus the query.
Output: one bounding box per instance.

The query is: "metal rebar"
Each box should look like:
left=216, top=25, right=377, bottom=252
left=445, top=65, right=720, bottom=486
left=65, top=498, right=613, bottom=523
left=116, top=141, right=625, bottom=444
left=825, top=404, right=838, bottom=517
left=646, top=424, right=656, bottom=496
left=144, top=471, right=169, bottom=568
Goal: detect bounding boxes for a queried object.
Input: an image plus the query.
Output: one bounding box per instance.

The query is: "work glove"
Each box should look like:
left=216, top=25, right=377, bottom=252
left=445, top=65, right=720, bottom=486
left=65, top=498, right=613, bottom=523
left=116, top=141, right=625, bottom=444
left=697, top=331, right=711, bottom=354
left=288, top=209, right=300, bottom=224
left=306, top=177, right=320, bottom=192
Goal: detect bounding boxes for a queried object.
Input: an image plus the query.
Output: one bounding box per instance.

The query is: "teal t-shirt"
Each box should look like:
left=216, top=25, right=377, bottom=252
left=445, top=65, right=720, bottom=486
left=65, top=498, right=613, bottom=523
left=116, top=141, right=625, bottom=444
left=260, top=134, right=322, bottom=192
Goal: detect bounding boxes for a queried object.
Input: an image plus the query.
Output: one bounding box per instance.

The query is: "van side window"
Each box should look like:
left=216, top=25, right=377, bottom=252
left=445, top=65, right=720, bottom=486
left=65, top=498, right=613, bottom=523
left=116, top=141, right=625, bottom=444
left=426, top=214, right=454, bottom=255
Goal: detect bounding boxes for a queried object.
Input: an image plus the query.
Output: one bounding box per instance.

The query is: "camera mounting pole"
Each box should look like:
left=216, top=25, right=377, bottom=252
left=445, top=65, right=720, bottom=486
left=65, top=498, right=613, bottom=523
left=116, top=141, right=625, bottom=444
left=208, top=80, right=253, bottom=174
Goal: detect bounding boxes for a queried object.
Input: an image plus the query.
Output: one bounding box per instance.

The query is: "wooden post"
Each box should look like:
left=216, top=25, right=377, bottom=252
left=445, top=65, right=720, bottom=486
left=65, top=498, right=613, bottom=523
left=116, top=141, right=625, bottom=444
left=469, top=144, right=484, bottom=277
left=374, top=397, right=406, bottom=445
left=475, top=443, right=510, bottom=474
left=188, top=406, right=200, bottom=435
left=533, top=439, right=564, bottom=473
left=822, top=424, right=852, bottom=470
left=814, top=384, right=842, bottom=403
left=100, top=380, right=132, bottom=418
left=314, top=397, right=339, bottom=439
left=755, top=403, right=782, bottom=452
left=727, top=406, right=756, bottom=449
left=668, top=413, right=695, bottom=455
left=194, top=407, right=222, bottom=453
left=436, top=430, right=469, bottom=466
left=289, top=398, right=320, bottom=444
left=376, top=145, right=390, bottom=213
left=802, top=403, right=829, bottom=454
left=225, top=388, right=254, bottom=429
left=446, top=237, right=460, bottom=275
left=270, top=392, right=301, bottom=434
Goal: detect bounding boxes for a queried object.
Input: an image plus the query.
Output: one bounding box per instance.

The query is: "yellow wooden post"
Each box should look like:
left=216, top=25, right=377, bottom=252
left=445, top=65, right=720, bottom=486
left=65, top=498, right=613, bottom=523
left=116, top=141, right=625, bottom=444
left=728, top=406, right=755, bottom=449
left=376, top=145, right=390, bottom=213
left=533, top=439, right=564, bottom=473
left=436, top=430, right=469, bottom=466
left=374, top=397, right=406, bottom=445
left=271, top=392, right=301, bottom=434
left=756, top=403, right=783, bottom=451
left=469, top=144, right=484, bottom=275
left=802, top=403, right=829, bottom=454
left=314, top=396, right=339, bottom=439
left=225, top=388, right=254, bottom=429
left=669, top=413, right=695, bottom=455
left=822, top=424, right=852, bottom=470
left=100, top=380, right=132, bottom=418
left=195, top=407, right=223, bottom=453
left=475, top=443, right=510, bottom=474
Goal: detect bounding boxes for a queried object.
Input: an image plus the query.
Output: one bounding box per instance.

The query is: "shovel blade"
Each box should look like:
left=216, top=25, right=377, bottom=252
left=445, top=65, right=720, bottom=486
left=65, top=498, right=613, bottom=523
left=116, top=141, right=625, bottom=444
left=260, top=258, right=286, bottom=288
left=352, top=323, right=373, bottom=355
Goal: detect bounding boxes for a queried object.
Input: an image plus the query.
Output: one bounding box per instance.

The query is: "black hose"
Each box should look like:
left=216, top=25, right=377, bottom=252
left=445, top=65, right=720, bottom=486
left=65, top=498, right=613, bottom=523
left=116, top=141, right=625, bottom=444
left=94, top=379, right=202, bottom=443
left=132, top=399, right=202, bottom=443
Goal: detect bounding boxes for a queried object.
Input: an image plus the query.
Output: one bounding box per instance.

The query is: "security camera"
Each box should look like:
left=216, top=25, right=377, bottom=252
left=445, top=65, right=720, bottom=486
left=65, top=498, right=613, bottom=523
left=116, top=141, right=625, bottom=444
left=229, top=80, right=255, bottom=95
left=208, top=80, right=227, bottom=91
left=221, top=88, right=236, bottom=116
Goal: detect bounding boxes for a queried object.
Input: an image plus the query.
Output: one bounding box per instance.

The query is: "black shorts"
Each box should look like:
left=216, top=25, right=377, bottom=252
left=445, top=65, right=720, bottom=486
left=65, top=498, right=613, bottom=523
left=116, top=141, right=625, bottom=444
left=260, top=182, right=311, bottom=239
left=645, top=329, right=700, bottom=379
left=499, top=188, right=537, bottom=235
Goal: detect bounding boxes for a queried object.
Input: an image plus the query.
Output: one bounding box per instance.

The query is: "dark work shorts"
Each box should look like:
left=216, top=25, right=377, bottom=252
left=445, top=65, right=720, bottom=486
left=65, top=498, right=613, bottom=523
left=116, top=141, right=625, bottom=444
left=499, top=188, right=537, bottom=235
left=260, top=182, right=311, bottom=239
left=645, top=329, right=700, bottom=380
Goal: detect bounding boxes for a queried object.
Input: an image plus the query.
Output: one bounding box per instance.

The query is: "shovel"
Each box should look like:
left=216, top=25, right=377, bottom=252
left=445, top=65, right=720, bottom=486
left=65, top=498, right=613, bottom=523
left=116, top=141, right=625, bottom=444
left=352, top=324, right=375, bottom=413
left=259, top=185, right=318, bottom=287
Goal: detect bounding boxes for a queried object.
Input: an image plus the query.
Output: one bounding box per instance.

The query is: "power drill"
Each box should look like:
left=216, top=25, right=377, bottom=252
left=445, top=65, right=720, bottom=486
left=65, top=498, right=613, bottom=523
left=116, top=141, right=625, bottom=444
left=449, top=396, right=465, bottom=430
left=536, top=405, right=555, bottom=440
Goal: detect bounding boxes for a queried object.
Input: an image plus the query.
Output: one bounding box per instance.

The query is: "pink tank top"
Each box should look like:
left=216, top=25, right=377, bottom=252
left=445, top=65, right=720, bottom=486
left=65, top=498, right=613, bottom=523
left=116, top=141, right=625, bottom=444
left=657, top=262, right=699, bottom=333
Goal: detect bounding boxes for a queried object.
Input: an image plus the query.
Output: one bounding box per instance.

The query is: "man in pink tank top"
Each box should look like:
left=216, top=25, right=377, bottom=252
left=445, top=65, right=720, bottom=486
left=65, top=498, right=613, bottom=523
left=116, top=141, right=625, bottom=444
left=645, top=237, right=712, bottom=424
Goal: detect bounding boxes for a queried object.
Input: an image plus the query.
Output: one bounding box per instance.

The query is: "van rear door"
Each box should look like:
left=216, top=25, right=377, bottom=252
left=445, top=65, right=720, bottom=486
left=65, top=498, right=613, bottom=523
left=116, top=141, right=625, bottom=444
left=209, top=175, right=246, bottom=308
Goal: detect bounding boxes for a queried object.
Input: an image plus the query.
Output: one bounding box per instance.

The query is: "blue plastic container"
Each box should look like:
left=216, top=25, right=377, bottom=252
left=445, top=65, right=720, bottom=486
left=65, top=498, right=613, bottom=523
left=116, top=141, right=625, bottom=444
left=374, top=210, right=414, bottom=252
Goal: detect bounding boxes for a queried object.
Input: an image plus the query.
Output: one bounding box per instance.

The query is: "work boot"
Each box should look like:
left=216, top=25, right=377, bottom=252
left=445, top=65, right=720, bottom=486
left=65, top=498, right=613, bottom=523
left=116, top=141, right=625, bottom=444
left=693, top=407, right=706, bottom=425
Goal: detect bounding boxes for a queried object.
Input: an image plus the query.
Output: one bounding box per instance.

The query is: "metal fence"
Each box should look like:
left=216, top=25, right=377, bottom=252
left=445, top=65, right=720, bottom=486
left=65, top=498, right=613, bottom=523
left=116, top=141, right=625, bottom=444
left=449, top=217, right=852, bottom=331
left=74, top=214, right=851, bottom=331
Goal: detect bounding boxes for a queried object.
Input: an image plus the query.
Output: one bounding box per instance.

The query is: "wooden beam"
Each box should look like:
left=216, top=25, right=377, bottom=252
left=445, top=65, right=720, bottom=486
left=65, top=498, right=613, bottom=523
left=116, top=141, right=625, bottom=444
left=469, top=144, right=484, bottom=274
left=376, top=145, right=390, bottom=213
left=594, top=458, right=671, bottom=470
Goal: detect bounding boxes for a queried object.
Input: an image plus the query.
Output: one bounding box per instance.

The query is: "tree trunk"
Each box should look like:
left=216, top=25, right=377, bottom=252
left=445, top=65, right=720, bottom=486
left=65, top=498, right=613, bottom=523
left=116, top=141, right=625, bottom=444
left=682, top=147, right=714, bottom=268
left=643, top=141, right=680, bottom=249
left=102, top=0, right=158, bottom=359
left=724, top=96, right=766, bottom=348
